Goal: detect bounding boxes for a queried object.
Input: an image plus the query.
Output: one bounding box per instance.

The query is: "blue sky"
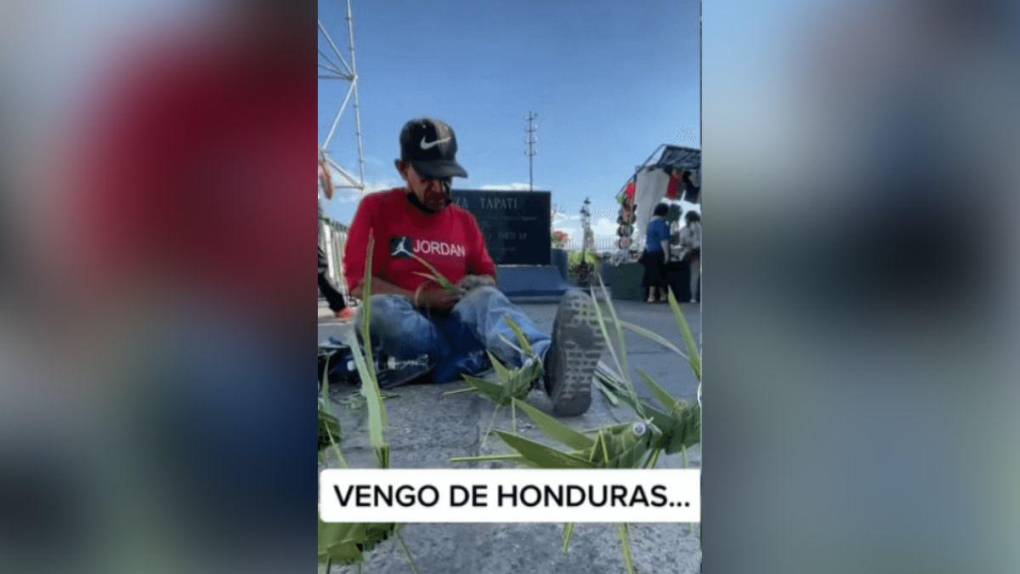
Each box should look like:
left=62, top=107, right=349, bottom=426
left=319, top=0, right=700, bottom=245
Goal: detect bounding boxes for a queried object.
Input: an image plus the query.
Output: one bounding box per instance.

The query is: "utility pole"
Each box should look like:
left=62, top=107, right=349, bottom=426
left=525, top=111, right=538, bottom=192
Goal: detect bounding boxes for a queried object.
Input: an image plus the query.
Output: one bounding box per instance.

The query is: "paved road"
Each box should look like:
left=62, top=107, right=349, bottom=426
left=318, top=297, right=702, bottom=574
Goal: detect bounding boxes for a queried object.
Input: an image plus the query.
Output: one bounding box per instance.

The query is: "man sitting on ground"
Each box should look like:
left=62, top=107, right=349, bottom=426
left=343, top=118, right=604, bottom=415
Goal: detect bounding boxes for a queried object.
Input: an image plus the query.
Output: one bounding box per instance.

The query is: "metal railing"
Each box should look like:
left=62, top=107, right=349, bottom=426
left=559, top=237, right=619, bottom=254
left=319, top=219, right=350, bottom=301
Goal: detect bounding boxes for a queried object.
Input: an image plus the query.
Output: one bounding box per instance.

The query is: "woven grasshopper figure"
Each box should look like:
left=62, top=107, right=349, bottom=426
left=317, top=521, right=400, bottom=566
left=318, top=234, right=418, bottom=573
left=317, top=398, right=341, bottom=460
left=617, top=372, right=701, bottom=457
left=585, top=277, right=702, bottom=454
left=443, top=316, right=544, bottom=438
left=452, top=399, right=673, bottom=574
left=587, top=419, right=664, bottom=468
left=468, top=399, right=658, bottom=469
left=453, top=279, right=703, bottom=574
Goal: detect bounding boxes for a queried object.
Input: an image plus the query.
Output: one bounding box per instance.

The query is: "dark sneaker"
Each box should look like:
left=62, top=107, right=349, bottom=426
left=543, top=289, right=605, bottom=416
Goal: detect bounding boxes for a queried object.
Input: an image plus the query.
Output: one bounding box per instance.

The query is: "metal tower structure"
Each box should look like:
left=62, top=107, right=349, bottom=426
left=318, top=0, right=366, bottom=191
left=525, top=111, right=537, bottom=192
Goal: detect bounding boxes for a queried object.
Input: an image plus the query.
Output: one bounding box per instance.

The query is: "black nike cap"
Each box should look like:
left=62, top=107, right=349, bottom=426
left=398, top=117, right=468, bottom=179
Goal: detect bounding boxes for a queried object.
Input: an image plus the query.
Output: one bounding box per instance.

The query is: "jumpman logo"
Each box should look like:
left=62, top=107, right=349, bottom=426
left=389, top=236, right=414, bottom=259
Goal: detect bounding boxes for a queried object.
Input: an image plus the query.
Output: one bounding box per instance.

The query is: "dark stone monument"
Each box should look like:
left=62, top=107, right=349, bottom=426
left=450, top=190, right=551, bottom=265
left=451, top=189, right=567, bottom=299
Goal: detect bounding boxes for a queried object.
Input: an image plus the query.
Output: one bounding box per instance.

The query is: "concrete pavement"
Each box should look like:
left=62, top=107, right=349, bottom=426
left=318, top=297, right=702, bottom=574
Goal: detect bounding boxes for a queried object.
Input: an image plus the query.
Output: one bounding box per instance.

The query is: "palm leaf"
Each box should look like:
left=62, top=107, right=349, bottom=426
left=602, top=317, right=688, bottom=359
left=318, top=521, right=363, bottom=564
left=318, top=351, right=345, bottom=461
left=636, top=369, right=682, bottom=415
left=318, top=233, right=413, bottom=568
left=461, top=374, right=507, bottom=402
left=493, top=431, right=594, bottom=469
left=588, top=287, right=626, bottom=383
left=618, top=523, right=636, bottom=574
left=667, top=287, right=701, bottom=381
left=480, top=404, right=503, bottom=448
left=318, top=401, right=348, bottom=468
left=643, top=447, right=663, bottom=469
left=562, top=523, right=576, bottom=554
left=597, top=275, right=631, bottom=379
left=409, top=253, right=457, bottom=291
left=497, top=334, right=525, bottom=356
left=613, top=431, right=655, bottom=469
left=487, top=352, right=513, bottom=387
left=344, top=329, right=389, bottom=468
left=318, top=520, right=399, bottom=566
left=394, top=528, right=421, bottom=574
left=594, top=376, right=622, bottom=406
left=512, top=398, right=594, bottom=450
left=604, top=375, right=672, bottom=430
left=359, top=234, right=378, bottom=383
left=669, top=401, right=701, bottom=454
left=504, top=316, right=534, bottom=356
left=589, top=281, right=645, bottom=418
left=449, top=453, right=526, bottom=464
left=412, top=271, right=442, bottom=284
left=349, top=233, right=389, bottom=468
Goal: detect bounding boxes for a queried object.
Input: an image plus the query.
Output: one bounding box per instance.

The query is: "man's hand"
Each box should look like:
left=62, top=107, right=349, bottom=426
left=416, top=287, right=463, bottom=313
left=457, top=274, right=496, bottom=291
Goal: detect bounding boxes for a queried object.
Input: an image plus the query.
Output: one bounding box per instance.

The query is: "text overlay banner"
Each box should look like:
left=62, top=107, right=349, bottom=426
left=320, top=469, right=700, bottom=523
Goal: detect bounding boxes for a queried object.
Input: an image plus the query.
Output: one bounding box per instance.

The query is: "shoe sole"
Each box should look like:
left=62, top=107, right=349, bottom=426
left=548, top=290, right=605, bottom=416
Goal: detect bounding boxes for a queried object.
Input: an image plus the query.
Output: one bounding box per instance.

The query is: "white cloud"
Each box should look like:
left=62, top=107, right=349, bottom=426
left=479, top=182, right=533, bottom=191
left=592, top=217, right=619, bottom=239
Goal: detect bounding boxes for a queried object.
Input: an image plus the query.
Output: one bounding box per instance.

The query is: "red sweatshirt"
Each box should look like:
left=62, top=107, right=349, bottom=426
left=343, top=189, right=496, bottom=293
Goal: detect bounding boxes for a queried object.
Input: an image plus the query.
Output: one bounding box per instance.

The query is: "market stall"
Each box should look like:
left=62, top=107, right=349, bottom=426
left=607, top=145, right=701, bottom=300
left=616, top=145, right=700, bottom=253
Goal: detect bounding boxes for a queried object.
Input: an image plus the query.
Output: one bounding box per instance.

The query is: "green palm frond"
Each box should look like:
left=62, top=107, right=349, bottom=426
left=668, top=287, right=701, bottom=381
left=318, top=232, right=416, bottom=571
left=409, top=253, right=459, bottom=293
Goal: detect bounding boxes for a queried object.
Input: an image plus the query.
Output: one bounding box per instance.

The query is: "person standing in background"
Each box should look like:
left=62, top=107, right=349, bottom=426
left=679, top=210, right=702, bottom=303
left=641, top=203, right=671, bottom=303
left=318, top=153, right=354, bottom=321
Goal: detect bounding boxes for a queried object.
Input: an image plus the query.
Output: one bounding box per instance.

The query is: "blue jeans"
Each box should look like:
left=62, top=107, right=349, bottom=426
left=362, top=286, right=551, bottom=383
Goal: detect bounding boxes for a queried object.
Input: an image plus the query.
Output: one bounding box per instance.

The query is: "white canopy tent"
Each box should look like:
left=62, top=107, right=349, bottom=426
left=616, top=145, right=701, bottom=250
left=633, top=167, right=672, bottom=248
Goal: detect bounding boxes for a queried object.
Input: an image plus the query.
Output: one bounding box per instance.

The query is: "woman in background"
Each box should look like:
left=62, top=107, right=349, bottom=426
left=318, top=153, right=354, bottom=321
left=640, top=203, right=671, bottom=303
left=679, top=211, right=702, bottom=303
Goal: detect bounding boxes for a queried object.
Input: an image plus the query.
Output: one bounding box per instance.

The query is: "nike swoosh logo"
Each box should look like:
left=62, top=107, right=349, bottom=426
left=420, top=136, right=451, bottom=150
